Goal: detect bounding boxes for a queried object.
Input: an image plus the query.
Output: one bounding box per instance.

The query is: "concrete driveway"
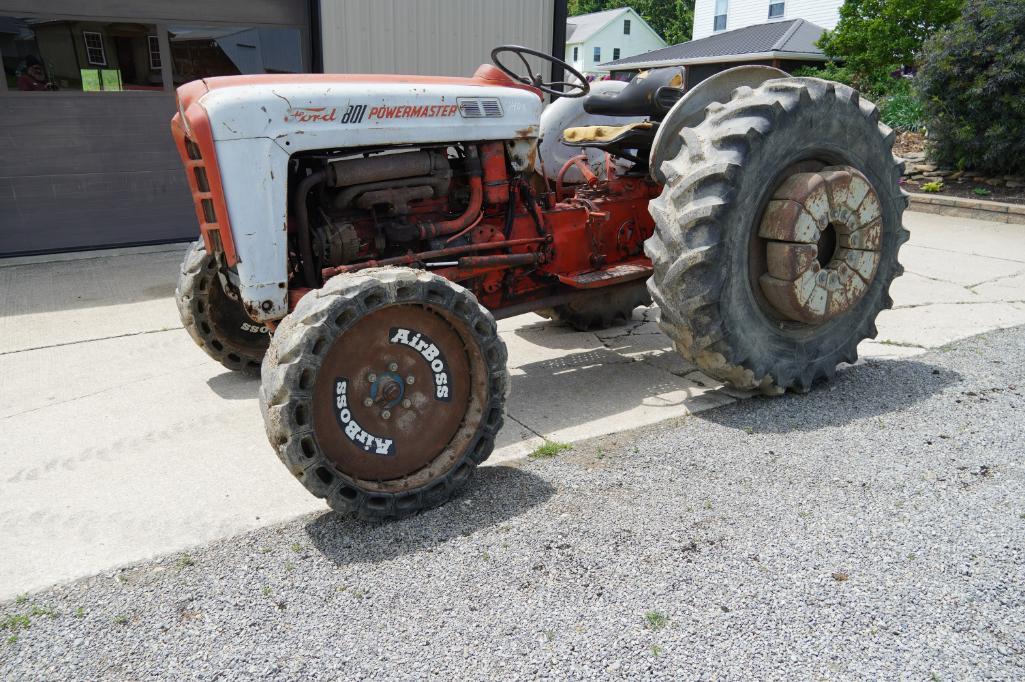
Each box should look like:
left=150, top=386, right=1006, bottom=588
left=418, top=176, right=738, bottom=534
left=1, top=210, right=1023, bottom=599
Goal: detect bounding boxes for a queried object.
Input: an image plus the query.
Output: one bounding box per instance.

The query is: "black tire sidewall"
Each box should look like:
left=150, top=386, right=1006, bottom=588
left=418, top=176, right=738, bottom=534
left=717, top=91, right=904, bottom=380
left=261, top=268, right=508, bottom=519
left=176, top=240, right=269, bottom=373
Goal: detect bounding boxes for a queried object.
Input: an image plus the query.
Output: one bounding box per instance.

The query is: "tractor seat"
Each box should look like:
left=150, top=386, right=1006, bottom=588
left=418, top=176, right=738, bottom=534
left=562, top=121, right=653, bottom=144
left=582, top=67, right=685, bottom=120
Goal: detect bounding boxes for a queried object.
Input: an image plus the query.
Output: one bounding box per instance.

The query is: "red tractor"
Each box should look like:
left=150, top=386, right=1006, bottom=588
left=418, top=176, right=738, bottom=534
left=172, top=47, right=907, bottom=518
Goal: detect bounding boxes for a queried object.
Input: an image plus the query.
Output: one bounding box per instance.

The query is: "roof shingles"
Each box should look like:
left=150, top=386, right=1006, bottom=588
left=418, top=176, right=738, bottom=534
left=600, top=18, right=825, bottom=68
left=566, top=8, right=631, bottom=45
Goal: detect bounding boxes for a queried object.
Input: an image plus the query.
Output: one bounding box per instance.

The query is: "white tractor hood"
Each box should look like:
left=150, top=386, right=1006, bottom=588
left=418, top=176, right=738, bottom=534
left=195, top=77, right=543, bottom=148
left=175, top=73, right=543, bottom=321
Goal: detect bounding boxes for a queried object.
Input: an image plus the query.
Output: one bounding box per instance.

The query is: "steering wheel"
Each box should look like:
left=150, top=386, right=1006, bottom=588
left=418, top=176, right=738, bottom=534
left=491, top=45, right=590, bottom=98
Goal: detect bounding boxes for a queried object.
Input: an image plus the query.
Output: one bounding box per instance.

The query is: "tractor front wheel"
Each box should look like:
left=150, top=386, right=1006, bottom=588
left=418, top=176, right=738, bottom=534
left=259, top=267, right=508, bottom=519
left=175, top=240, right=270, bottom=376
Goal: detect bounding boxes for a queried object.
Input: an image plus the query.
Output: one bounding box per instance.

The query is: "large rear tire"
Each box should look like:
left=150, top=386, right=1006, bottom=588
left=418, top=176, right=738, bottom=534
left=259, top=267, right=508, bottom=519
left=646, top=78, right=909, bottom=393
left=175, top=240, right=269, bottom=376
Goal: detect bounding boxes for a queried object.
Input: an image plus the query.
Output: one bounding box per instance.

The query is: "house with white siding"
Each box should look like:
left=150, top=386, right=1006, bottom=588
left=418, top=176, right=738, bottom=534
left=692, top=0, right=842, bottom=40
left=565, top=7, right=666, bottom=76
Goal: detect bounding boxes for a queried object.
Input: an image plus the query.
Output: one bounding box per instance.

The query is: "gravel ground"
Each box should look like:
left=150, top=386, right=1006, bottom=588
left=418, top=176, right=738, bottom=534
left=3, top=326, right=1024, bottom=680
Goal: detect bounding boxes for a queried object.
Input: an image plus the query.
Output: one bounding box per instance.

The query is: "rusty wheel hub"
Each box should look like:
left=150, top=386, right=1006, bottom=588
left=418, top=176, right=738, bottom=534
left=311, top=305, right=478, bottom=486
left=757, top=166, right=882, bottom=325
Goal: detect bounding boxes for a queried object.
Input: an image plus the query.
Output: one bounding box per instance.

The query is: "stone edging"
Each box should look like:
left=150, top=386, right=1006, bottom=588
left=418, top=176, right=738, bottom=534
left=908, top=192, right=1025, bottom=225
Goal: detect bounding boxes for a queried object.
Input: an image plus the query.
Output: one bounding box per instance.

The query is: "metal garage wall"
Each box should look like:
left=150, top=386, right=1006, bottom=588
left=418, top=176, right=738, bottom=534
left=0, top=0, right=310, bottom=256
left=320, top=0, right=556, bottom=78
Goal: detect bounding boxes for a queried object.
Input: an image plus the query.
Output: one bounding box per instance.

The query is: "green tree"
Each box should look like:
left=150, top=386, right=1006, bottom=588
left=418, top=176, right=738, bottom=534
left=917, top=0, right=1025, bottom=174
left=818, top=0, right=964, bottom=79
left=568, top=0, right=695, bottom=45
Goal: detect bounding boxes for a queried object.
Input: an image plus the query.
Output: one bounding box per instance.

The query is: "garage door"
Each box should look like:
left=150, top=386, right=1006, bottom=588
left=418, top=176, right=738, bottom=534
left=0, top=0, right=310, bottom=256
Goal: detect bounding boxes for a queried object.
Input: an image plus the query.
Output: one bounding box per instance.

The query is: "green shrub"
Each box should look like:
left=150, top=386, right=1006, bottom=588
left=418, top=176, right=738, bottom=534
left=877, top=79, right=925, bottom=131
left=921, top=180, right=944, bottom=193
left=793, top=65, right=924, bottom=131
left=818, top=0, right=964, bottom=81
left=918, top=0, right=1025, bottom=175
left=792, top=62, right=894, bottom=97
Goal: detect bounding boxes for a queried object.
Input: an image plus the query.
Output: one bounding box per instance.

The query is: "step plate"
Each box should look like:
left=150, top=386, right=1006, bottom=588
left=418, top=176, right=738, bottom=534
left=556, top=260, right=652, bottom=289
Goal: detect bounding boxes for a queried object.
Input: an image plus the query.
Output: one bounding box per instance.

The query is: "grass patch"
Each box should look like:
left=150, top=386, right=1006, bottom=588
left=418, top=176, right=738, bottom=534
left=528, top=440, right=572, bottom=460
left=0, top=614, right=31, bottom=633
left=113, top=614, right=128, bottom=625
left=878, top=339, right=924, bottom=348
left=972, top=187, right=992, bottom=197
left=74, top=607, right=85, bottom=619
left=643, top=610, right=669, bottom=631
left=176, top=553, right=195, bottom=569
left=29, top=606, right=56, bottom=618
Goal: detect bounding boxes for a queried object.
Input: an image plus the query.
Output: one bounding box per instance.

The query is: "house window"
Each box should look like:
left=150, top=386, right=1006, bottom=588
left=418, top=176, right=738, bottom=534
left=593, top=46, right=601, bottom=62
left=148, top=35, right=162, bottom=69
left=768, top=1, right=785, bottom=18
left=83, top=31, right=107, bottom=66
left=624, top=19, right=631, bottom=35
left=714, top=0, right=728, bottom=31
left=573, top=46, right=578, bottom=61
left=1, top=17, right=164, bottom=92
left=613, top=48, right=621, bottom=60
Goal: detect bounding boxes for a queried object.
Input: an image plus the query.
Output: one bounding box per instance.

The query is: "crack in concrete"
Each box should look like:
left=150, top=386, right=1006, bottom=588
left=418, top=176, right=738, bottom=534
left=893, top=300, right=1025, bottom=310
left=967, top=269, right=1025, bottom=290
left=1, top=360, right=208, bottom=422
left=0, top=327, right=183, bottom=357
left=905, top=243, right=1025, bottom=265
left=505, top=412, right=543, bottom=439
left=903, top=269, right=976, bottom=288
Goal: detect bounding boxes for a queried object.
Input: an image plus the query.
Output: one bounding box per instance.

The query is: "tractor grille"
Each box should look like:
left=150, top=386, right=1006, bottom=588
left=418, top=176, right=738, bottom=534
left=457, top=97, right=503, bottom=118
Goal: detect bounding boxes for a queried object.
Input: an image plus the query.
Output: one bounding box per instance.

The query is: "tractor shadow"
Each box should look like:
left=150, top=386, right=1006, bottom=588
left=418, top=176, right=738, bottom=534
left=206, top=370, right=260, bottom=400
left=692, top=356, right=962, bottom=434
left=304, top=465, right=555, bottom=566
left=506, top=309, right=961, bottom=435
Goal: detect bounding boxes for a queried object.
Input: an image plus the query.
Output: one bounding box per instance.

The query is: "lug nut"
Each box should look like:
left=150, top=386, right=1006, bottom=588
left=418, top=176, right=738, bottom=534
left=381, top=410, right=391, bottom=420
left=388, top=362, right=398, bottom=372
left=406, top=375, right=415, bottom=385
left=368, top=373, right=377, bottom=383
left=402, top=399, right=412, bottom=408
left=363, top=397, right=374, bottom=407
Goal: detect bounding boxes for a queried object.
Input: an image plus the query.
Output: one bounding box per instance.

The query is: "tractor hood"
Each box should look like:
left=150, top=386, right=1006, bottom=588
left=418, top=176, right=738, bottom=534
left=176, top=71, right=543, bottom=149
left=171, top=70, right=543, bottom=323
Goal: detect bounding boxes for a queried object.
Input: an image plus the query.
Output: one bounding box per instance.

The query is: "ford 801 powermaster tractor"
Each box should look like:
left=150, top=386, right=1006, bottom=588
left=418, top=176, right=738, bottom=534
left=172, top=46, right=908, bottom=519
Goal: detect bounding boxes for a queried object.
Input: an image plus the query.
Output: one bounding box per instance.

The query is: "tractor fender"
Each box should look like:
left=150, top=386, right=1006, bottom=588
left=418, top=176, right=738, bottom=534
left=649, top=65, right=788, bottom=184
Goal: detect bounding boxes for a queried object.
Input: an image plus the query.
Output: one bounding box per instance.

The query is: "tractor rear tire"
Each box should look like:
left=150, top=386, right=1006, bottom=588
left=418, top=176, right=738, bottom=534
left=537, top=283, right=651, bottom=331
left=175, top=240, right=270, bottom=376
left=259, top=267, right=508, bottom=519
left=646, top=78, right=909, bottom=393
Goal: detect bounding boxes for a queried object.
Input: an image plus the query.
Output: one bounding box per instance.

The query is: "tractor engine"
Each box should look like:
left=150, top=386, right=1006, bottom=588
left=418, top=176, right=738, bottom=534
left=289, top=139, right=658, bottom=314
left=302, top=145, right=468, bottom=270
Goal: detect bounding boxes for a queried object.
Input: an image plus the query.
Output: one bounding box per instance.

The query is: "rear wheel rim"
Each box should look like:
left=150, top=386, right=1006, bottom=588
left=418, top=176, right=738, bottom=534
left=753, top=165, right=883, bottom=326
left=311, top=304, right=484, bottom=489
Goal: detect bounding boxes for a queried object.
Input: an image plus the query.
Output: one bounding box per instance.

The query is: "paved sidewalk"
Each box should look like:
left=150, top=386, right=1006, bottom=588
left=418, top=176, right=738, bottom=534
left=1, top=211, right=1023, bottom=599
